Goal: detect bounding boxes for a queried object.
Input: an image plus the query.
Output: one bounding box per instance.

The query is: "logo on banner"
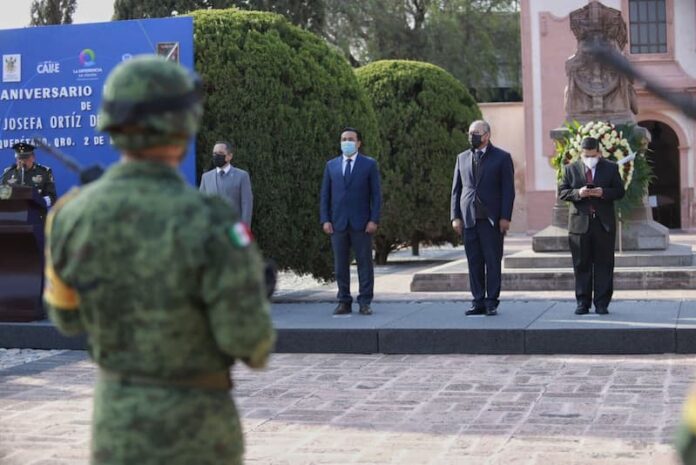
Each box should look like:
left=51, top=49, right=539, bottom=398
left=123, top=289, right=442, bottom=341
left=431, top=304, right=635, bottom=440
left=157, top=42, right=180, bottom=63
left=3, top=54, right=21, bottom=82
left=74, top=48, right=102, bottom=81
left=37, top=61, right=61, bottom=74
left=79, top=48, right=96, bottom=67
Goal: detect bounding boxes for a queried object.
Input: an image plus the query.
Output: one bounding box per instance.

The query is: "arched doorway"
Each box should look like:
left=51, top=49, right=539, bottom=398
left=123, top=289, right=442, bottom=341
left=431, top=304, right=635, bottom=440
left=639, top=120, right=681, bottom=229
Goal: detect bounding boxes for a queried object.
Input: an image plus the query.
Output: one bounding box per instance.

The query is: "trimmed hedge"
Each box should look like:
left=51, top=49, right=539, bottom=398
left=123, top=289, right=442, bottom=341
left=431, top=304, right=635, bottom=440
left=356, top=60, right=481, bottom=263
left=192, top=9, right=380, bottom=280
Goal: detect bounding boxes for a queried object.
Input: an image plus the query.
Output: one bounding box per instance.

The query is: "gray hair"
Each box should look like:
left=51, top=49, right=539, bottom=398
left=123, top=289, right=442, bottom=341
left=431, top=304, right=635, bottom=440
left=214, top=140, right=235, bottom=153
left=469, top=120, right=491, bottom=135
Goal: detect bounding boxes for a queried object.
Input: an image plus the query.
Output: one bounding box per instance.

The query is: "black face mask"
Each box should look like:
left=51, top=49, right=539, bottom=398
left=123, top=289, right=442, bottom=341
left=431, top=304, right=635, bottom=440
left=212, top=154, right=227, bottom=168
left=469, top=133, right=483, bottom=149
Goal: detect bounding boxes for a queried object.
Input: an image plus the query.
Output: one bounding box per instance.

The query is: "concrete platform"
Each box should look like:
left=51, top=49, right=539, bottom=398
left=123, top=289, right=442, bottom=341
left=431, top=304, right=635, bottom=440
left=2, top=300, right=695, bottom=355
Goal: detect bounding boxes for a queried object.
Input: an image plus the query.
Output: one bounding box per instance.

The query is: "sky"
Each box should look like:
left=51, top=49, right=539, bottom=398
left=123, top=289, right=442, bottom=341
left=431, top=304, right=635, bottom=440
left=0, top=0, right=114, bottom=30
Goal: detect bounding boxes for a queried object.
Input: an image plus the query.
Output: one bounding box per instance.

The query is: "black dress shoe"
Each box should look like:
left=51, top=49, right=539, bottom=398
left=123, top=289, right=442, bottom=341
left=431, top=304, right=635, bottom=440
left=575, top=306, right=589, bottom=315
left=359, top=305, right=373, bottom=316
left=465, top=306, right=486, bottom=316
left=485, top=307, right=498, bottom=316
left=332, top=303, right=352, bottom=316
left=595, top=306, right=609, bottom=315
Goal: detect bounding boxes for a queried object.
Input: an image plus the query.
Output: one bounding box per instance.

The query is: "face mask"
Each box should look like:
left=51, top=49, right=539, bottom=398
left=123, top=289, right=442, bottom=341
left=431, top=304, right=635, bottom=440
left=582, top=156, right=599, bottom=169
left=213, top=153, right=227, bottom=168
left=469, top=133, right=483, bottom=149
left=341, top=141, right=357, bottom=156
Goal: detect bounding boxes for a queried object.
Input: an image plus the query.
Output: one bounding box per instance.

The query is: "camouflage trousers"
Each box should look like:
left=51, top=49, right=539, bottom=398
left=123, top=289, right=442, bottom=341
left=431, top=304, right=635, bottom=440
left=91, top=378, right=243, bottom=465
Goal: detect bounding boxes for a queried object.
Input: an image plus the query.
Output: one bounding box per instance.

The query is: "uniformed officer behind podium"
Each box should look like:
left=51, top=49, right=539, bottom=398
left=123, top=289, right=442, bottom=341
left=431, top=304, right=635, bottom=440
left=1, top=142, right=56, bottom=207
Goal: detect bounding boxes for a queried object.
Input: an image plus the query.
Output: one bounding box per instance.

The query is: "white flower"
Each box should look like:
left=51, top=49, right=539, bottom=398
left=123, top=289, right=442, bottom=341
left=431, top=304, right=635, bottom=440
left=590, top=131, right=598, bottom=138
left=615, top=149, right=624, bottom=158
left=570, top=148, right=578, bottom=157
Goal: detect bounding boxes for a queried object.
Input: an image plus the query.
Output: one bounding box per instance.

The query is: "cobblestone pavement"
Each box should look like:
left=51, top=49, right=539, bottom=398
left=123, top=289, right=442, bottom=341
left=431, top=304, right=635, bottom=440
left=1, top=351, right=693, bottom=464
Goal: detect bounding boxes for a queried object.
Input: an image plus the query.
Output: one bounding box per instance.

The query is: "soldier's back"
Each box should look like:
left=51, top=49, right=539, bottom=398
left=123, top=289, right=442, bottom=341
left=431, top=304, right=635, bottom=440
left=52, top=160, right=241, bottom=376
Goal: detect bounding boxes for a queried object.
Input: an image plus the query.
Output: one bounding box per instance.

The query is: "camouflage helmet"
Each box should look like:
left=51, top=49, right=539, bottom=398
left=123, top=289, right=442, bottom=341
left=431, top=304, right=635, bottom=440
left=98, top=55, right=203, bottom=151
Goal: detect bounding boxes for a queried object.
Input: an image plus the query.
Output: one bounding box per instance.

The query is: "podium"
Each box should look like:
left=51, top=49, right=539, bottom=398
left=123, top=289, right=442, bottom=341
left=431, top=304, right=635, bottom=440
left=0, top=185, right=47, bottom=321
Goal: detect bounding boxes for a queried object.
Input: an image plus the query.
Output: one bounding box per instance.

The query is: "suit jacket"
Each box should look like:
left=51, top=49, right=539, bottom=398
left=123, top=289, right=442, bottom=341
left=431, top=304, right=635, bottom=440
left=558, top=158, right=625, bottom=234
left=320, top=153, right=382, bottom=232
left=450, top=144, right=515, bottom=229
left=199, top=166, right=253, bottom=225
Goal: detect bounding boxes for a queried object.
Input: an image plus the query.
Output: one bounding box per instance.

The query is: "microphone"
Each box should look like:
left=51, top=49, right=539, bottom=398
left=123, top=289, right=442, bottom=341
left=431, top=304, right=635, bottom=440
left=589, top=40, right=696, bottom=120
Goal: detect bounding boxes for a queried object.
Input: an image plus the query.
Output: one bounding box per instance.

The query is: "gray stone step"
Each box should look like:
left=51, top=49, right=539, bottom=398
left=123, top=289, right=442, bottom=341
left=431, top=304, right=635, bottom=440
left=4, top=301, right=696, bottom=354
left=504, top=243, right=694, bottom=268
left=411, top=259, right=696, bottom=291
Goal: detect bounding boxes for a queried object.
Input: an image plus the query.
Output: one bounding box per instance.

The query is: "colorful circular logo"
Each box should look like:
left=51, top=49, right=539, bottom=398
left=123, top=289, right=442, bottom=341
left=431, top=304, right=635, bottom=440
left=79, top=48, right=96, bottom=67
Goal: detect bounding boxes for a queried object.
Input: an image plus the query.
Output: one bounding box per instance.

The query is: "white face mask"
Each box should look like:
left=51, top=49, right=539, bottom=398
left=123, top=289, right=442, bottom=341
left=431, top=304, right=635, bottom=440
left=582, top=156, right=599, bottom=170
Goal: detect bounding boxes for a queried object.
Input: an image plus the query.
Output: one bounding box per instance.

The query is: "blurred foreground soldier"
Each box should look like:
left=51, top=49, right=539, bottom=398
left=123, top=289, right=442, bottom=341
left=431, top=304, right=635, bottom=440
left=558, top=136, right=625, bottom=315
left=677, top=392, right=696, bottom=464
left=1, top=142, right=56, bottom=207
left=43, top=55, right=275, bottom=465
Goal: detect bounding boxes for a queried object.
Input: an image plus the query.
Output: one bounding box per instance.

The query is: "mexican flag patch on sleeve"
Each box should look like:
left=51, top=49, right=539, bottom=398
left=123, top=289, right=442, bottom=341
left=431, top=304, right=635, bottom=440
left=228, top=222, right=253, bottom=248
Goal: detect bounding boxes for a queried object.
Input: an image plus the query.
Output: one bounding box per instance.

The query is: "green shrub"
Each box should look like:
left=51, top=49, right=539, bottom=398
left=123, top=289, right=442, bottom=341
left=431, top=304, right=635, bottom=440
left=192, top=9, right=380, bottom=280
left=355, top=60, right=481, bottom=263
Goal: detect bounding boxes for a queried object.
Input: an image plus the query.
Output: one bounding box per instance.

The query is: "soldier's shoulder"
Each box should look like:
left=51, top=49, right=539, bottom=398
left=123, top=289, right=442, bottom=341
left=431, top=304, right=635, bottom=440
left=34, top=163, right=53, bottom=172
left=199, top=193, right=239, bottom=222
left=3, top=165, right=15, bottom=174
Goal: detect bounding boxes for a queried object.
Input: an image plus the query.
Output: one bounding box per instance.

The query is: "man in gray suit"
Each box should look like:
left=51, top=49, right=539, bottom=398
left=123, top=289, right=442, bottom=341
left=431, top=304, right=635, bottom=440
left=199, top=140, right=254, bottom=225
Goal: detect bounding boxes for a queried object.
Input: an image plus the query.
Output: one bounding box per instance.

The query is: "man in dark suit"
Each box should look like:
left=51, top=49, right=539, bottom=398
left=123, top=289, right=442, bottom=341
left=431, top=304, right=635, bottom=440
left=559, top=136, right=625, bottom=315
left=320, top=128, right=382, bottom=316
left=451, top=120, right=515, bottom=316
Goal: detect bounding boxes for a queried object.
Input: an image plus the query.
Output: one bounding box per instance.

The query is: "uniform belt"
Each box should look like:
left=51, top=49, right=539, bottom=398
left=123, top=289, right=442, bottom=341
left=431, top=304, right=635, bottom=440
left=100, top=368, right=232, bottom=391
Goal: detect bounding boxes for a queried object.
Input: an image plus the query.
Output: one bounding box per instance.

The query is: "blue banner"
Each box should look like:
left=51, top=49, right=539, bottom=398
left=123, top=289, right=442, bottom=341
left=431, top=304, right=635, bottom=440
left=0, top=17, right=195, bottom=196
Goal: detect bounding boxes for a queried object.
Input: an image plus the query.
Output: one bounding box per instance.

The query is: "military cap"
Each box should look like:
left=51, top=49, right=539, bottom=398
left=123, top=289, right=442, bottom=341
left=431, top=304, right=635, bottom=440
left=12, top=142, right=35, bottom=158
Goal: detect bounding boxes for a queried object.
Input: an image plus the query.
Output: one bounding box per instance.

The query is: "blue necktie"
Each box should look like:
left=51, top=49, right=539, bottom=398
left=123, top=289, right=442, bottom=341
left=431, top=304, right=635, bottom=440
left=344, top=158, right=352, bottom=185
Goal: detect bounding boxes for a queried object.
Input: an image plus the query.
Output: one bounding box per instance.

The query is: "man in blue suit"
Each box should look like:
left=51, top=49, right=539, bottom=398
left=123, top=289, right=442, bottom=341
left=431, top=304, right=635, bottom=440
left=451, top=120, right=515, bottom=316
left=320, top=128, right=382, bottom=316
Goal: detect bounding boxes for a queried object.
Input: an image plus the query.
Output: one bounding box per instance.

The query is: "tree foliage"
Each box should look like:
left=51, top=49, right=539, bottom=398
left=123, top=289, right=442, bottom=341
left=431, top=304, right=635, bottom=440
left=30, top=0, right=77, bottom=25
left=192, top=9, right=380, bottom=280
left=356, top=60, right=481, bottom=263
left=113, top=0, right=323, bottom=32
left=113, top=0, right=232, bottom=19
left=325, top=0, right=521, bottom=100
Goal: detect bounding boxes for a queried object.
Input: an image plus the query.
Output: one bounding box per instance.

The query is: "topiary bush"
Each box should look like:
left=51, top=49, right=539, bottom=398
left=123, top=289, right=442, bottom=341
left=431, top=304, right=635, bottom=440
left=192, top=9, right=380, bottom=280
left=355, top=60, right=481, bottom=263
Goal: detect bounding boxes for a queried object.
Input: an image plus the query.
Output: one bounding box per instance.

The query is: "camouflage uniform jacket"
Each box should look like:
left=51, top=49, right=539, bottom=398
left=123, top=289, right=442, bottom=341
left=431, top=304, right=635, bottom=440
left=2, top=162, right=57, bottom=205
left=44, top=160, right=275, bottom=377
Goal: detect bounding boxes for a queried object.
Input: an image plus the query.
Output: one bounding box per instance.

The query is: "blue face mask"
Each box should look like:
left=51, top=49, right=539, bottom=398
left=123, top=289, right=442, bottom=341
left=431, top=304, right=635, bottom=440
left=341, top=141, right=357, bottom=156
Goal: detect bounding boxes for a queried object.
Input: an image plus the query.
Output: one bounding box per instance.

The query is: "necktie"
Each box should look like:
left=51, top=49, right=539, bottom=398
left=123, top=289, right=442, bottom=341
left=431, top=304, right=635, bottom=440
left=585, top=168, right=595, bottom=214
left=215, top=169, right=225, bottom=194
left=344, top=158, right=352, bottom=184
left=473, top=150, right=483, bottom=181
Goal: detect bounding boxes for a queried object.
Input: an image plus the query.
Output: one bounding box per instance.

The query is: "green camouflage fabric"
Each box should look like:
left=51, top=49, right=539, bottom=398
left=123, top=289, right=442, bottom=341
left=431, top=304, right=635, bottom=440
left=97, top=55, right=203, bottom=151
left=45, top=160, right=275, bottom=465
left=1, top=162, right=56, bottom=204
left=677, top=391, right=696, bottom=464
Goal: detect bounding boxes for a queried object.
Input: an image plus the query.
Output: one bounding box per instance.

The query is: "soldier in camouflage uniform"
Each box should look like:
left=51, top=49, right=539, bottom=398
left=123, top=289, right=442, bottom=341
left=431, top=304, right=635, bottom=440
left=1, top=142, right=57, bottom=207
left=43, top=55, right=275, bottom=465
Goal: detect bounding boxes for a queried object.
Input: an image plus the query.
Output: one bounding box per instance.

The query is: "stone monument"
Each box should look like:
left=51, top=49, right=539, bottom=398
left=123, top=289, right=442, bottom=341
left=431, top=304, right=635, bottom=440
left=533, top=0, right=669, bottom=252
